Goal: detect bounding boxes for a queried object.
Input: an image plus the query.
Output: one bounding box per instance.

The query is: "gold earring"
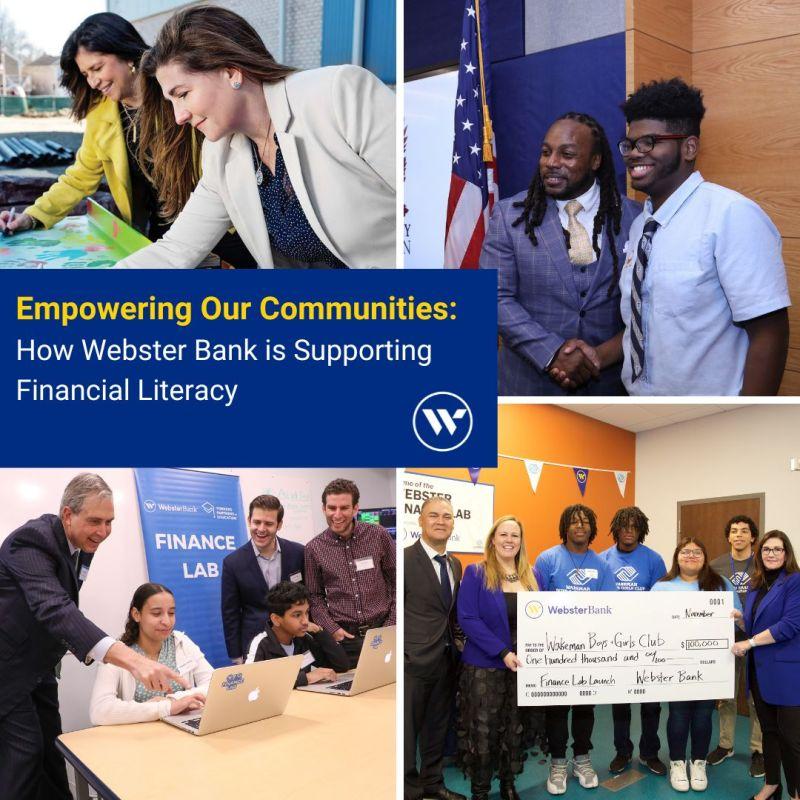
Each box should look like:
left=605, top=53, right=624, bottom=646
left=130, top=63, right=136, bottom=74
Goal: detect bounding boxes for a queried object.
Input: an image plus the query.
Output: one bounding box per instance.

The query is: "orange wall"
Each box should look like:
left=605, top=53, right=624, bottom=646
left=411, top=405, right=636, bottom=569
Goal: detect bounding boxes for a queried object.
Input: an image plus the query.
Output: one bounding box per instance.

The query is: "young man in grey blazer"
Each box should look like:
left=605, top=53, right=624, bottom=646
left=480, top=112, right=640, bottom=396
left=405, top=497, right=465, bottom=800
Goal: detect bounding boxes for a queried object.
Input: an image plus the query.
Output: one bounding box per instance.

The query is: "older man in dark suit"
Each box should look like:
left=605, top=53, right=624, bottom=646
left=405, top=497, right=464, bottom=800
left=0, top=473, right=184, bottom=800
left=480, top=111, right=641, bottom=396
left=221, top=494, right=306, bottom=663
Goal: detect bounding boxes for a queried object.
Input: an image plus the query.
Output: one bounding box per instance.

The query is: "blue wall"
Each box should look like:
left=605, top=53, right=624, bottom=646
left=491, top=32, right=627, bottom=199
left=322, top=0, right=396, bottom=84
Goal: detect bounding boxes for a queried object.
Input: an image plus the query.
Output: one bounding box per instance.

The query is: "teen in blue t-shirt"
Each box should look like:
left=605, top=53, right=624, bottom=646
left=599, top=507, right=668, bottom=778
left=534, top=504, right=612, bottom=795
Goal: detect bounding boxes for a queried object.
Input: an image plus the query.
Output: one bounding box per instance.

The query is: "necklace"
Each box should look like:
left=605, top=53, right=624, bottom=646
left=251, top=119, right=274, bottom=186
left=565, top=544, right=590, bottom=580
left=121, top=103, right=137, bottom=144
left=503, top=572, right=519, bottom=582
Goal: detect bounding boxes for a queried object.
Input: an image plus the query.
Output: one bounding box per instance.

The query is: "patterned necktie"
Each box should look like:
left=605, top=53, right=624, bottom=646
left=630, top=218, right=660, bottom=382
left=564, top=200, right=595, bottom=266
left=433, top=554, right=453, bottom=609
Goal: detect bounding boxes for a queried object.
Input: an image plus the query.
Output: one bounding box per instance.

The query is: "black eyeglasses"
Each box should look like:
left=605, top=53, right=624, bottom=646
left=617, top=134, right=688, bottom=156
left=762, top=547, right=785, bottom=556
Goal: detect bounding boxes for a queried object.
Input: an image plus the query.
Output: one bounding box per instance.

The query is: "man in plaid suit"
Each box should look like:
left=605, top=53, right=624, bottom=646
left=480, top=112, right=640, bottom=396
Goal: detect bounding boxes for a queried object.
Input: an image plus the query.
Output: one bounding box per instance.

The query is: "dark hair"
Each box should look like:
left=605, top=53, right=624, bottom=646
left=661, top=537, right=724, bottom=591
left=558, top=504, right=597, bottom=545
left=725, top=514, right=758, bottom=542
left=621, top=78, right=706, bottom=137
left=610, top=506, right=650, bottom=543
left=136, top=5, right=295, bottom=220
left=248, top=494, right=284, bottom=523
left=60, top=13, right=148, bottom=120
left=512, top=111, right=623, bottom=296
left=322, top=478, right=360, bottom=506
left=267, top=581, right=310, bottom=618
left=751, top=530, right=800, bottom=589
left=120, top=582, right=174, bottom=645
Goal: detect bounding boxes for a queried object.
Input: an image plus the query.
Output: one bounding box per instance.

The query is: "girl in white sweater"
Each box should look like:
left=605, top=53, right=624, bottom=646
left=90, top=582, right=212, bottom=725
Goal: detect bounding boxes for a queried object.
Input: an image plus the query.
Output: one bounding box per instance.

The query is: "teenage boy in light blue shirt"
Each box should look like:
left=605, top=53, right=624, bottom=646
left=601, top=507, right=667, bottom=777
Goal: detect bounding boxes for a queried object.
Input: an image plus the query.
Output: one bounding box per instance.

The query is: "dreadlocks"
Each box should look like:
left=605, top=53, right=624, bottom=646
left=610, top=506, right=650, bottom=543
left=512, top=112, right=623, bottom=294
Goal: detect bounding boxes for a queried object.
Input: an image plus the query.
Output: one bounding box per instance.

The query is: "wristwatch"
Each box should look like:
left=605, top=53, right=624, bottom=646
left=749, top=638, right=758, bottom=648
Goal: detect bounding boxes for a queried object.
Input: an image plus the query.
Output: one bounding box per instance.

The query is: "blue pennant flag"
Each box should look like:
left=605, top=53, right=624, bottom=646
left=573, top=467, right=589, bottom=496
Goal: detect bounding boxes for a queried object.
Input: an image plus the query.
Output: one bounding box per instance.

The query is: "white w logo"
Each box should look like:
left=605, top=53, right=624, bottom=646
left=422, top=408, right=467, bottom=436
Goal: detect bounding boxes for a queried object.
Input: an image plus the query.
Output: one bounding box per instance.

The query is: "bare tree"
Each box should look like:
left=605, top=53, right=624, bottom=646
left=0, top=8, right=36, bottom=60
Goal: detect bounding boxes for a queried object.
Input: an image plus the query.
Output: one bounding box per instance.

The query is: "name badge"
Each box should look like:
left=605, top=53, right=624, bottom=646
left=79, top=565, right=90, bottom=582
left=289, top=571, right=302, bottom=583
left=301, top=650, right=315, bottom=669
left=355, top=557, right=375, bottom=571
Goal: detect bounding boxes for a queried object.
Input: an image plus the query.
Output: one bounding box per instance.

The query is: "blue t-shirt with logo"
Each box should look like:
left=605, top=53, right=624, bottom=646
left=535, top=544, right=616, bottom=591
left=600, top=543, right=667, bottom=591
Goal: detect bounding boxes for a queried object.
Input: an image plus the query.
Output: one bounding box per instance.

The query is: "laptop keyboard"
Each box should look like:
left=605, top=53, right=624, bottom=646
left=331, top=680, right=353, bottom=692
left=182, top=717, right=202, bottom=729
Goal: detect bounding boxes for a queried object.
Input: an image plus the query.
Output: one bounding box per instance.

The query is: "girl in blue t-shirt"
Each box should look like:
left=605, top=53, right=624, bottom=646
left=652, top=537, right=741, bottom=793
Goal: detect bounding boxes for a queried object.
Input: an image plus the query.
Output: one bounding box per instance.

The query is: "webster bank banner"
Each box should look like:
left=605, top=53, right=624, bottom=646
left=0, top=269, right=497, bottom=466
left=134, top=468, right=248, bottom=669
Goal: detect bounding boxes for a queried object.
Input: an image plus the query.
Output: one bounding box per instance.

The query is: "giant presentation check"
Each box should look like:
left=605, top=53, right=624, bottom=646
left=517, top=592, right=735, bottom=706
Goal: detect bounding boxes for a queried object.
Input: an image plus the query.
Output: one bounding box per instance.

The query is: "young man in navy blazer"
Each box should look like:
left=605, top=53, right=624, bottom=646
left=221, top=494, right=305, bottom=663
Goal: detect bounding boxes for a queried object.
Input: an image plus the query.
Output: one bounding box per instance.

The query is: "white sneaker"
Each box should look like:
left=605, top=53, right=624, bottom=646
left=547, top=759, right=569, bottom=795
left=670, top=760, right=690, bottom=792
left=690, top=760, right=708, bottom=791
left=572, top=756, right=599, bottom=789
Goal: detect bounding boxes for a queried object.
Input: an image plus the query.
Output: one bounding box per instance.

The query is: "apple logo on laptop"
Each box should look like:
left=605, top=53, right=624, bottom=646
left=384, top=651, right=392, bottom=664
left=248, top=687, right=260, bottom=703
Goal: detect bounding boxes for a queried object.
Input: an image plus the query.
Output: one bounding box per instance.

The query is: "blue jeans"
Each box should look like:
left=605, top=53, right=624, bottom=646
left=667, top=700, right=716, bottom=761
left=612, top=702, right=662, bottom=758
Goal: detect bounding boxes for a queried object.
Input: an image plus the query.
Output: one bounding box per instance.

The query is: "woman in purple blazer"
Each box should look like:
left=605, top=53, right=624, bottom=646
left=733, top=530, right=800, bottom=800
left=456, top=516, right=539, bottom=800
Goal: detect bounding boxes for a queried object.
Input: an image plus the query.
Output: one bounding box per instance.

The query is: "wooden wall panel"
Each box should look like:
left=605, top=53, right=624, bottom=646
left=694, top=0, right=800, bottom=52
left=693, top=35, right=800, bottom=238
left=628, top=30, right=693, bottom=91
left=780, top=238, right=800, bottom=395
left=627, top=0, right=693, bottom=52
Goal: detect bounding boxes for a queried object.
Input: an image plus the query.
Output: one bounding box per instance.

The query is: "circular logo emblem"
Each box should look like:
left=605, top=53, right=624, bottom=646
left=412, top=391, right=473, bottom=452
left=525, top=600, right=544, bottom=619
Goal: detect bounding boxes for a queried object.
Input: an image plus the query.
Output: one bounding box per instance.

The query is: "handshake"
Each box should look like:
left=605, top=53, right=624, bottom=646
left=549, top=338, right=601, bottom=390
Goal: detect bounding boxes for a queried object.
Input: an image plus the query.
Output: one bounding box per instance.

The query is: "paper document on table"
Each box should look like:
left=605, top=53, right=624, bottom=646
left=517, top=592, right=735, bottom=705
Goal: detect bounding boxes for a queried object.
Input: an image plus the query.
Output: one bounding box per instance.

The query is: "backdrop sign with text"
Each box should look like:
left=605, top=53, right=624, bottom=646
left=401, top=471, right=494, bottom=553
left=1, top=270, right=497, bottom=466
left=134, top=468, right=249, bottom=668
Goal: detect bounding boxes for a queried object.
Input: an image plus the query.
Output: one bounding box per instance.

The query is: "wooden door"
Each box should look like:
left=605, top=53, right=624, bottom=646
left=677, top=494, right=764, bottom=562
left=677, top=493, right=764, bottom=716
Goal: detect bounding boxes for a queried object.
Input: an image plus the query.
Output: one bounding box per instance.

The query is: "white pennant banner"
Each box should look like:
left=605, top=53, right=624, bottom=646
left=614, top=471, right=629, bottom=498
left=524, top=460, right=544, bottom=493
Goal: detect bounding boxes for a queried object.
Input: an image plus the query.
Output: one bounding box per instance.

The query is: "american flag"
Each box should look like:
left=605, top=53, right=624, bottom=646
left=444, top=0, right=498, bottom=269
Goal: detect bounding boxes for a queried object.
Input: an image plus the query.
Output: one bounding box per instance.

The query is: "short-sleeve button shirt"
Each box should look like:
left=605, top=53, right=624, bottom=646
left=620, top=172, right=790, bottom=395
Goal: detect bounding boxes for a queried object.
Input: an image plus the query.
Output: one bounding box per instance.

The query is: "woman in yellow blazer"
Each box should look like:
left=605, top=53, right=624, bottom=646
left=115, top=6, right=395, bottom=269
left=0, top=12, right=256, bottom=267
left=0, top=13, right=167, bottom=238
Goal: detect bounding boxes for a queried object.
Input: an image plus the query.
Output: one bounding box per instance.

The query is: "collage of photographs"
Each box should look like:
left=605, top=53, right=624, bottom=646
left=0, top=1, right=799, bottom=800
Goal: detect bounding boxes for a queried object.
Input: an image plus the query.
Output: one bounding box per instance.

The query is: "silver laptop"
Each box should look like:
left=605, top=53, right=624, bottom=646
left=297, top=625, right=396, bottom=696
left=162, top=655, right=303, bottom=736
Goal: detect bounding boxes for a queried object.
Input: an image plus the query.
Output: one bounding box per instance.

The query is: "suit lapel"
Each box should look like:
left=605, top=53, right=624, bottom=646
left=538, top=201, right=579, bottom=300
left=55, top=521, right=79, bottom=599
left=753, top=573, right=787, bottom=625
left=263, top=80, right=346, bottom=264
left=246, top=542, right=269, bottom=591
left=414, top=540, right=450, bottom=612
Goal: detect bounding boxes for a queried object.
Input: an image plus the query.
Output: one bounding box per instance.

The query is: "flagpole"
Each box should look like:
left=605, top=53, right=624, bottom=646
left=474, top=0, right=494, bottom=162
